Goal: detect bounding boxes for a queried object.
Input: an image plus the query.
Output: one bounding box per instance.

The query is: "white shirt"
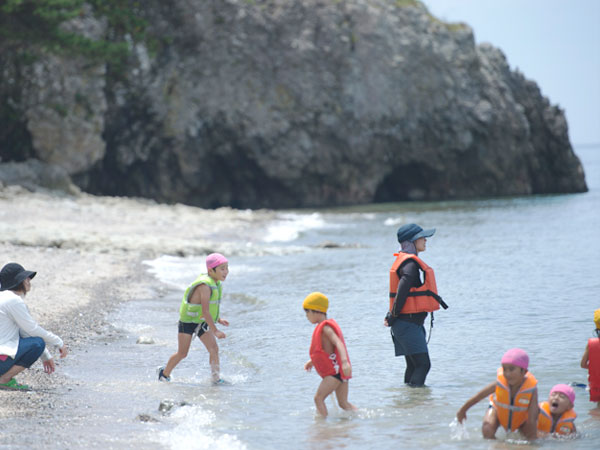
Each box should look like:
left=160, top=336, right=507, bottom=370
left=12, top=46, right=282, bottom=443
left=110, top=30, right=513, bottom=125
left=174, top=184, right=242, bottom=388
left=0, top=291, right=63, bottom=362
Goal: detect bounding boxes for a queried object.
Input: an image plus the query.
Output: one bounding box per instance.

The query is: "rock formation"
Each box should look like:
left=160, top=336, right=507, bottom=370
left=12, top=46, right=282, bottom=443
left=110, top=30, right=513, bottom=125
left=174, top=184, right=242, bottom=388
left=0, top=0, right=588, bottom=208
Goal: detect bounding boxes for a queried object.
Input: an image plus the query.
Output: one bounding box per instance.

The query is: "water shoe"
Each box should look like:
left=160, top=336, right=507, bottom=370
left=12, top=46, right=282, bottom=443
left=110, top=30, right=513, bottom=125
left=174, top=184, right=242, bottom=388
left=0, top=378, right=31, bottom=391
left=212, top=378, right=230, bottom=386
left=157, top=367, right=171, bottom=382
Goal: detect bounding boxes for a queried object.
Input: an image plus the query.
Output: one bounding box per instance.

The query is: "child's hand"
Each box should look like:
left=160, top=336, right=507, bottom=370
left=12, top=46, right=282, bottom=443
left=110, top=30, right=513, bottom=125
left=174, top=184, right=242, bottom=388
left=214, top=330, right=226, bottom=339
left=218, top=318, right=229, bottom=326
left=341, top=361, right=352, bottom=378
left=304, top=360, right=313, bottom=371
left=456, top=407, right=467, bottom=423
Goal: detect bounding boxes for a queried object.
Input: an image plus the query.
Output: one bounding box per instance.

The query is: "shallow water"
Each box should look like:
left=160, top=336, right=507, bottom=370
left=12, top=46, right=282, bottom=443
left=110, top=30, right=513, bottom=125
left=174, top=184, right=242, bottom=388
left=22, top=147, right=600, bottom=449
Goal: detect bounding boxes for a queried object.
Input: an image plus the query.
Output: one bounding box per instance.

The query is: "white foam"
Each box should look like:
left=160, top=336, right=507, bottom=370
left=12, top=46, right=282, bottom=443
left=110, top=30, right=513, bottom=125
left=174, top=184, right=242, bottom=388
left=158, top=405, right=246, bottom=450
left=262, top=213, right=326, bottom=242
left=143, top=255, right=203, bottom=288
left=448, top=418, right=470, bottom=440
left=384, top=217, right=405, bottom=226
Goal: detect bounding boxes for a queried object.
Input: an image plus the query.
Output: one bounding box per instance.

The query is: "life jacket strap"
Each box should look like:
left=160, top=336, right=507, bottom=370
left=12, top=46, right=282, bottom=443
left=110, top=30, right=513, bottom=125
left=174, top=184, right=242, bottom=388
left=494, top=401, right=528, bottom=412
left=406, top=290, right=449, bottom=309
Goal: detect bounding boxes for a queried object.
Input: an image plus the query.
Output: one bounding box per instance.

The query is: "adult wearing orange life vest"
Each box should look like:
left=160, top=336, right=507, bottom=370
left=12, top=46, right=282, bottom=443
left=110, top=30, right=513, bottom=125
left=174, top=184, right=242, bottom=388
left=385, top=223, right=446, bottom=386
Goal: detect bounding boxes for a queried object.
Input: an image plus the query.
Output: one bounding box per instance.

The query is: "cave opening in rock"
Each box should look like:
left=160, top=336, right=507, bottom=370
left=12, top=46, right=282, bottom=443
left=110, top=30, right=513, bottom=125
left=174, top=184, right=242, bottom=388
left=373, top=162, right=435, bottom=202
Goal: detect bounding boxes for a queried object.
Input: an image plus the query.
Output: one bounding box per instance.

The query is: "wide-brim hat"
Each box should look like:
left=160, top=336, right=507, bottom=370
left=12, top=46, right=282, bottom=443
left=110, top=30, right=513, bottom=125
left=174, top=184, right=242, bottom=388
left=0, top=263, right=36, bottom=291
left=396, top=223, right=436, bottom=243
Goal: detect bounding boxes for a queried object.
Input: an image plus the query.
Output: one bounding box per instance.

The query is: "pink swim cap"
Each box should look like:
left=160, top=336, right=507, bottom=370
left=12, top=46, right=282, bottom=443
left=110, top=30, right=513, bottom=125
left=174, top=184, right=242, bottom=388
left=550, top=384, right=575, bottom=405
left=206, top=253, right=228, bottom=270
left=501, top=348, right=529, bottom=370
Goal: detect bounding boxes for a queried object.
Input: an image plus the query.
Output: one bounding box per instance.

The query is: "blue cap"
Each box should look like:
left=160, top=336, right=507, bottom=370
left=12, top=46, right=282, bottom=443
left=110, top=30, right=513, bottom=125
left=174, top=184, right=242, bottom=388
left=396, top=224, right=435, bottom=243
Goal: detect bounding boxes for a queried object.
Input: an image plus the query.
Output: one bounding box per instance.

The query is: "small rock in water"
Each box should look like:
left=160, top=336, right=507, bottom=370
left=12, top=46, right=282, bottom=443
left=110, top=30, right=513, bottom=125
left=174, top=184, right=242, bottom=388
left=136, top=336, right=155, bottom=344
left=314, top=241, right=361, bottom=249
left=159, top=399, right=190, bottom=414
left=159, top=399, right=176, bottom=413
left=137, top=413, right=158, bottom=423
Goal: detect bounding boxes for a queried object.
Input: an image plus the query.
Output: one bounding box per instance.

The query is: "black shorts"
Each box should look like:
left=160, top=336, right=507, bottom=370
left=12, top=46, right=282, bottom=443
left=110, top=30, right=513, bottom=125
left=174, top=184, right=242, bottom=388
left=178, top=321, right=209, bottom=338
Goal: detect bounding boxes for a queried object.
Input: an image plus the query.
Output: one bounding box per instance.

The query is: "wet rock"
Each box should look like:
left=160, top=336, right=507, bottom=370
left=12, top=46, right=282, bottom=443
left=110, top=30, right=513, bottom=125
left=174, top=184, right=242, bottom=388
left=137, top=413, right=159, bottom=423
left=314, top=241, right=362, bottom=249
left=158, top=399, right=190, bottom=414
left=0, top=160, right=80, bottom=195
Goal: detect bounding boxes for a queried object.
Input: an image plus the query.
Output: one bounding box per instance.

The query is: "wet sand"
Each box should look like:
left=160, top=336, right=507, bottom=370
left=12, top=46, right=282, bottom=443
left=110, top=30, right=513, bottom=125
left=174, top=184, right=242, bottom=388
left=0, top=186, right=273, bottom=424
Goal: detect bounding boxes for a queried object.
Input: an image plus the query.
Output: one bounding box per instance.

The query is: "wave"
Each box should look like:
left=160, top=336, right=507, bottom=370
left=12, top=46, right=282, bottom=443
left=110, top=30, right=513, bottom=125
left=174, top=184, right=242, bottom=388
left=262, top=212, right=327, bottom=243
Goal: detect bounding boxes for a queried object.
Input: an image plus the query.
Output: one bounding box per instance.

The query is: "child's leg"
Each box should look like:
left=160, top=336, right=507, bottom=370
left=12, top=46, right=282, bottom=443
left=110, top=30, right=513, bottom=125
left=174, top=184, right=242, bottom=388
left=163, top=333, right=193, bottom=377
left=199, top=331, right=220, bottom=381
left=482, top=406, right=500, bottom=439
left=335, top=381, right=357, bottom=412
left=314, top=376, right=342, bottom=417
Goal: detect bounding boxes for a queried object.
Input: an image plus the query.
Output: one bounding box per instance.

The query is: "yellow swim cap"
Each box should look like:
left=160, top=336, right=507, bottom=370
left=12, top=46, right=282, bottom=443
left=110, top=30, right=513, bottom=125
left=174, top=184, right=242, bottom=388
left=594, top=308, right=600, bottom=329
left=302, top=292, right=329, bottom=313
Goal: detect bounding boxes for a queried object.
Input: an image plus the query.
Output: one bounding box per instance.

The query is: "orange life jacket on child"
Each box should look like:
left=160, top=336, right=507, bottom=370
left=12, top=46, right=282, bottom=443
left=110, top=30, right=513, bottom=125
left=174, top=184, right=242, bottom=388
left=389, top=253, right=441, bottom=314
left=309, top=319, right=351, bottom=380
left=588, top=338, right=600, bottom=402
left=537, top=401, right=576, bottom=435
left=489, top=367, right=538, bottom=431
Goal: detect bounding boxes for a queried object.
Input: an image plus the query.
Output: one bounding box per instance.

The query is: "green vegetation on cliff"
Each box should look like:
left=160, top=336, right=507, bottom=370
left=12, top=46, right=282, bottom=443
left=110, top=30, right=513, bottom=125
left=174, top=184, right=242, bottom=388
left=0, top=0, right=148, bottom=65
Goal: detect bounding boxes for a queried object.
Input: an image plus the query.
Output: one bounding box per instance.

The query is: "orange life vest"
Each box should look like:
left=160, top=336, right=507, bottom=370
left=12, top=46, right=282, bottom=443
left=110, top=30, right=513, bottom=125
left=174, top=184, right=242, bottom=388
left=588, top=338, right=600, bottom=402
left=309, top=319, right=351, bottom=380
left=389, top=253, right=443, bottom=314
left=489, top=368, right=538, bottom=431
left=537, top=401, right=576, bottom=435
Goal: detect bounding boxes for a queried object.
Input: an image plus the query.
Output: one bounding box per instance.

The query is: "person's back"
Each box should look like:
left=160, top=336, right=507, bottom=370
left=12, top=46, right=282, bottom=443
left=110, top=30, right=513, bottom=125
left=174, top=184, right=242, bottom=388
left=589, top=335, right=600, bottom=401
left=580, top=308, right=600, bottom=406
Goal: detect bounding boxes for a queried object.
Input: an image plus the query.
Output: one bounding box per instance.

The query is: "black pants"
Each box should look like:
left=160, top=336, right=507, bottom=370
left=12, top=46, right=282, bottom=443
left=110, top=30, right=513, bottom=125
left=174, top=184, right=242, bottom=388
left=403, top=352, right=431, bottom=386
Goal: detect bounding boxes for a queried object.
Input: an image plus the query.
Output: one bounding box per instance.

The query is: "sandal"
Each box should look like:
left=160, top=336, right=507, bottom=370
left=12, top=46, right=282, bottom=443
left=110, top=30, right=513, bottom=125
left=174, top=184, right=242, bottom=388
left=157, top=367, right=171, bottom=382
left=0, top=378, right=31, bottom=391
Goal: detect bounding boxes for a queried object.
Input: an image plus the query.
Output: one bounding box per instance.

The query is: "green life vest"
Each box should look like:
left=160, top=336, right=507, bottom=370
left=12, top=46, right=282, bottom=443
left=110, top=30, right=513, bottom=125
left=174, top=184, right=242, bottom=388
left=179, top=274, right=222, bottom=324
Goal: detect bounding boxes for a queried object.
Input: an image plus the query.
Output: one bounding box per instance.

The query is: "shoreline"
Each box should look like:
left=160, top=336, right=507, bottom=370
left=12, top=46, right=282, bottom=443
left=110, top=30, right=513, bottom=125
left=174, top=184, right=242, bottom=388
left=0, top=186, right=273, bottom=425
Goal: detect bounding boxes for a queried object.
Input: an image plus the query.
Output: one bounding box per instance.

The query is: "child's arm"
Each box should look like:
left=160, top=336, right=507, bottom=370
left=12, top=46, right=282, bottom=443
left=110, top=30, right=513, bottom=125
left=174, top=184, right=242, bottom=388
left=581, top=343, right=589, bottom=369
left=322, top=325, right=352, bottom=378
left=521, top=388, right=539, bottom=440
left=456, top=382, right=496, bottom=423
left=304, top=360, right=314, bottom=371
left=191, top=284, right=226, bottom=339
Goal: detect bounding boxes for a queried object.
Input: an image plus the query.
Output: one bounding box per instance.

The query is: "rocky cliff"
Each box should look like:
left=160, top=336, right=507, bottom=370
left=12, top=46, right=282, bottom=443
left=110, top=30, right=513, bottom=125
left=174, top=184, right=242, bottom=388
left=0, top=0, right=588, bottom=208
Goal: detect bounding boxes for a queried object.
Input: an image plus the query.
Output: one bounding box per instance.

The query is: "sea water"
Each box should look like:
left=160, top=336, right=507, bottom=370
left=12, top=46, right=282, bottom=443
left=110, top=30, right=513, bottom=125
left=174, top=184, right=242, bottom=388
left=51, top=146, right=600, bottom=449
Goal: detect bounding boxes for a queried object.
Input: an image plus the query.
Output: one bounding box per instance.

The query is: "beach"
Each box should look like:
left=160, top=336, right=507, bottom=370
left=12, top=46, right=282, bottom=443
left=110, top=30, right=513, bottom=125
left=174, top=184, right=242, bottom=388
left=0, top=185, right=272, bottom=424
left=1, top=145, right=599, bottom=449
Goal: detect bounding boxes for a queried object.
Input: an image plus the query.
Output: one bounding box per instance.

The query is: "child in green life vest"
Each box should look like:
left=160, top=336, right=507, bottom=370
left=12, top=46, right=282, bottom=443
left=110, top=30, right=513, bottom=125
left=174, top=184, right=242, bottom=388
left=158, top=253, right=229, bottom=384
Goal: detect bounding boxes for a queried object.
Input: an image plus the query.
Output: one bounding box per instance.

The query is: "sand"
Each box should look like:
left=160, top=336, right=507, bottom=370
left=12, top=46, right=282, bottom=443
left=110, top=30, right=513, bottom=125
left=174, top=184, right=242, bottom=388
left=0, top=185, right=273, bottom=421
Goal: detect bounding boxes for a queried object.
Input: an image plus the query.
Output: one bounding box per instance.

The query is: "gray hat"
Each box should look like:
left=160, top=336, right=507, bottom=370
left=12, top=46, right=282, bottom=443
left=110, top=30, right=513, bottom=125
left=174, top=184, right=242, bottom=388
left=396, top=223, right=435, bottom=243
left=0, top=263, right=36, bottom=291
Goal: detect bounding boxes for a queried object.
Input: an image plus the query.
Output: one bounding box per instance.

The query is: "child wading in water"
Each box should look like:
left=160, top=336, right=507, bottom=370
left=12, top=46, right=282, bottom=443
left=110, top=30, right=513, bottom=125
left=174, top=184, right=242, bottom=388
left=158, top=253, right=229, bottom=384
left=457, top=348, right=538, bottom=441
left=303, top=292, right=356, bottom=417
left=537, top=384, right=577, bottom=437
left=580, top=308, right=600, bottom=407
